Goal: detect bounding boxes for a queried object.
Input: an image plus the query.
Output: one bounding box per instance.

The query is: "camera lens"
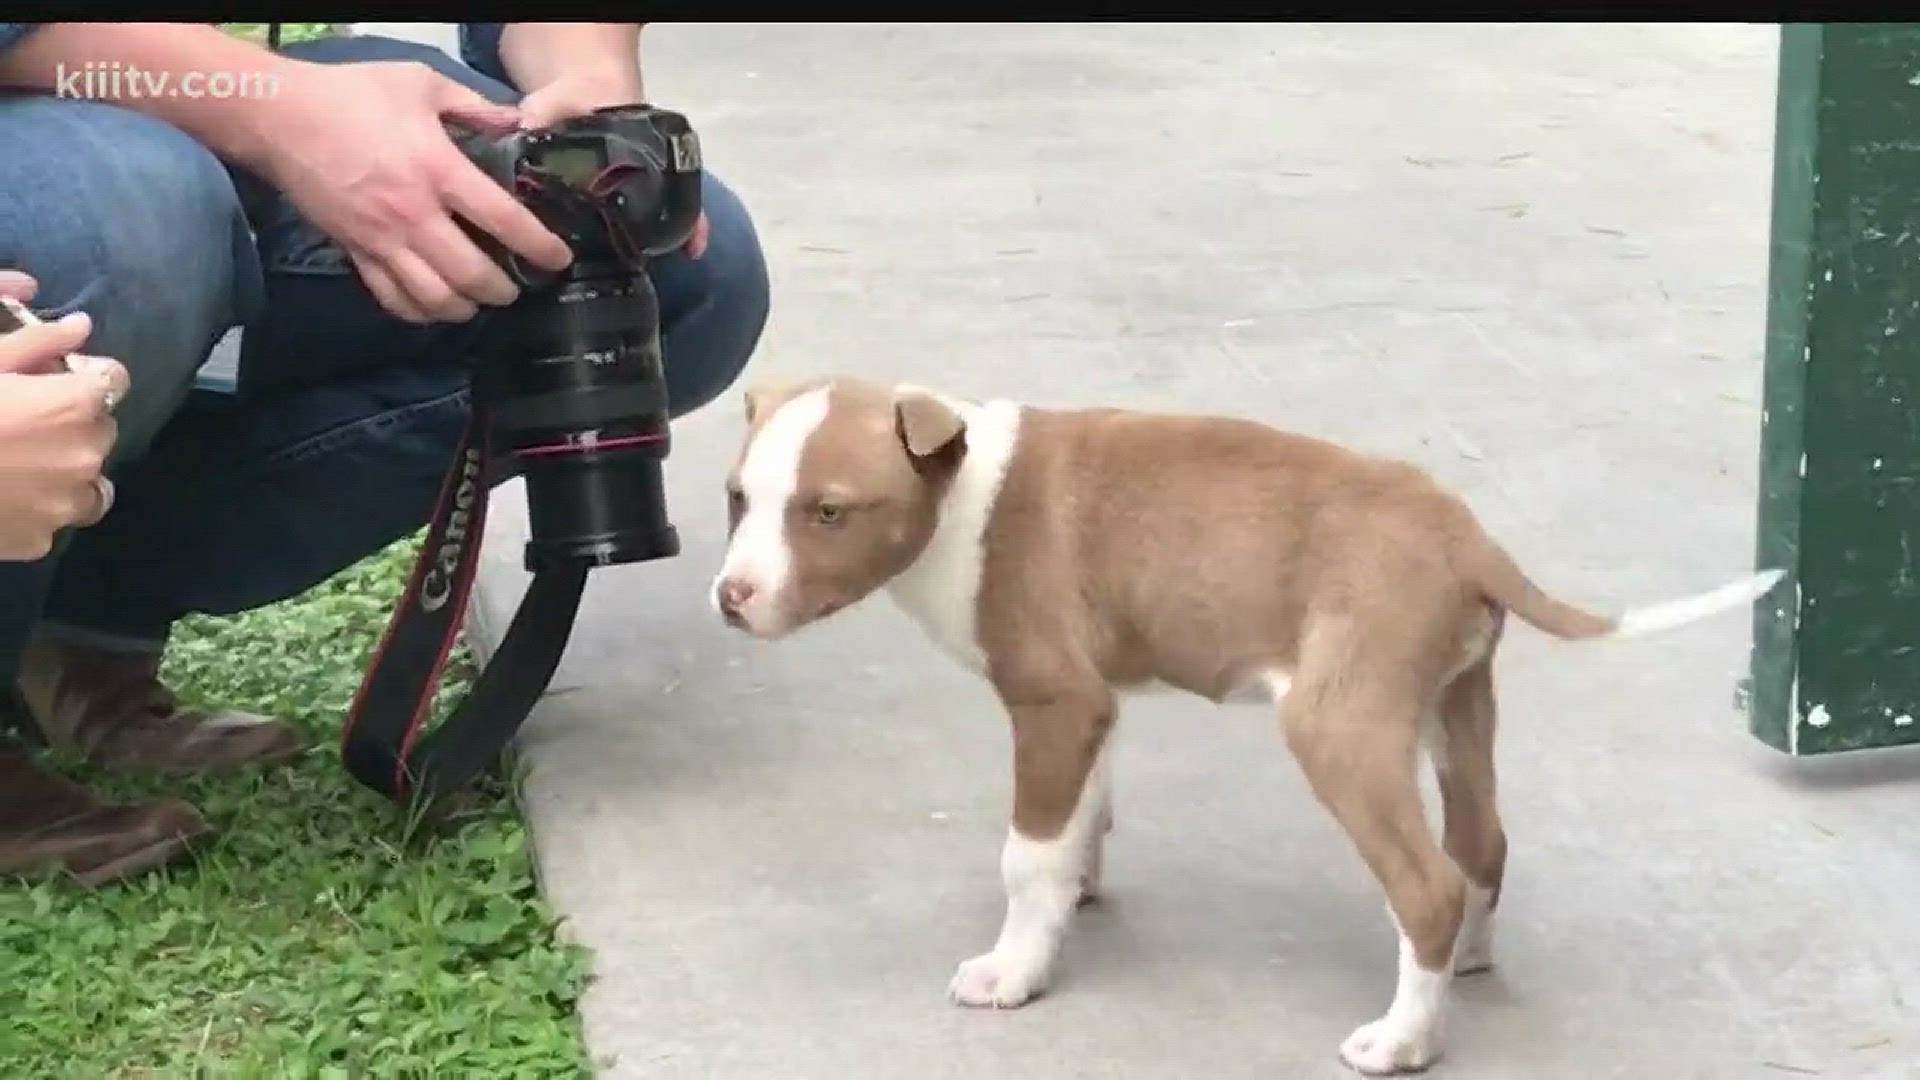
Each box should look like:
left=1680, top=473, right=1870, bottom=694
left=484, top=272, right=680, bottom=571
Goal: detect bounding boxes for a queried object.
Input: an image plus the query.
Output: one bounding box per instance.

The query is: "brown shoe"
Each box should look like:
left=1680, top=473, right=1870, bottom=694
left=0, top=744, right=211, bottom=887
left=12, top=640, right=305, bottom=775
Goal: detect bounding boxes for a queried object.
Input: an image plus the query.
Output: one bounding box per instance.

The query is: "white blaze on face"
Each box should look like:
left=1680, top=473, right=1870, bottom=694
left=713, top=387, right=832, bottom=633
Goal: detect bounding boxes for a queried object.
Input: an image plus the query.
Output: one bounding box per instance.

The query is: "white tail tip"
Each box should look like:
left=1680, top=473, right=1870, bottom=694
left=1612, top=568, right=1786, bottom=639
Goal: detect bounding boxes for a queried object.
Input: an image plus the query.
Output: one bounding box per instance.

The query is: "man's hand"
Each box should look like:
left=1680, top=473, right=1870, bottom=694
left=516, top=67, right=710, bottom=260
left=0, top=273, right=128, bottom=560
left=262, top=61, right=576, bottom=323
left=515, top=66, right=643, bottom=129
left=0, top=24, right=585, bottom=320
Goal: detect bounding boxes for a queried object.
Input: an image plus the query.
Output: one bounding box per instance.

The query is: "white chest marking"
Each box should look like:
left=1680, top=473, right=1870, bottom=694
left=884, top=395, right=1023, bottom=673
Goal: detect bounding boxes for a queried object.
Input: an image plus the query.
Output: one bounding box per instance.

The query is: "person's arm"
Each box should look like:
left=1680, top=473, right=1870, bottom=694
left=0, top=22, right=321, bottom=171
left=495, top=23, right=645, bottom=102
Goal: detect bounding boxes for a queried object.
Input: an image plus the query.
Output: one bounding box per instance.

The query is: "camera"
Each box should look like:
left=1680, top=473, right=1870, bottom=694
left=339, top=105, right=707, bottom=808
left=450, top=104, right=704, bottom=571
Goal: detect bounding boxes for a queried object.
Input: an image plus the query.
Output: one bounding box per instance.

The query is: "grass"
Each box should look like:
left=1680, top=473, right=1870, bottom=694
left=221, top=24, right=345, bottom=48
left=0, top=535, right=595, bottom=1077
left=0, top=23, right=591, bottom=1074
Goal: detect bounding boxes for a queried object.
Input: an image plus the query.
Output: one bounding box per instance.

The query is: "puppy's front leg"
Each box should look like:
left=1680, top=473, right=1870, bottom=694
left=950, top=678, right=1115, bottom=1009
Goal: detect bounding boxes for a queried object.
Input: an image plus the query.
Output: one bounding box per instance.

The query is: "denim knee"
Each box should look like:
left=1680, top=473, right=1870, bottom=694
left=0, top=92, right=260, bottom=458
left=279, top=34, right=518, bottom=104
left=655, top=172, right=771, bottom=419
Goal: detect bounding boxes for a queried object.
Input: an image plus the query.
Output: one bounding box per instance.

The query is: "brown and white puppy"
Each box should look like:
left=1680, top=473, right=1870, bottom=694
left=710, top=375, right=1783, bottom=1076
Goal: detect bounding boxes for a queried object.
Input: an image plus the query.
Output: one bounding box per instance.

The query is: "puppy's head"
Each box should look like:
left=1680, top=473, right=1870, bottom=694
left=711, top=377, right=969, bottom=639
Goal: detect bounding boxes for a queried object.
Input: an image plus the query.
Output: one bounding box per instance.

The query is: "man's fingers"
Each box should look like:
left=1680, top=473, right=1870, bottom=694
left=442, top=162, right=574, bottom=273
left=436, top=85, right=524, bottom=136
left=413, top=60, right=522, bottom=133
left=351, top=253, right=433, bottom=324
left=686, top=212, right=710, bottom=259
left=383, top=246, right=478, bottom=323
left=0, top=271, right=36, bottom=302
left=411, top=213, right=520, bottom=308
left=512, top=82, right=586, bottom=132
left=0, top=312, right=90, bottom=374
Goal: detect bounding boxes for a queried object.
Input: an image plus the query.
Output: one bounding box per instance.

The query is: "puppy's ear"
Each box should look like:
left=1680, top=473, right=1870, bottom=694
left=893, top=386, right=967, bottom=462
left=744, top=380, right=799, bottom=426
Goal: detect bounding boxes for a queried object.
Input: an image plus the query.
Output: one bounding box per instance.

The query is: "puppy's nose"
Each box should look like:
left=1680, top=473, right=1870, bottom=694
left=717, top=578, right=756, bottom=613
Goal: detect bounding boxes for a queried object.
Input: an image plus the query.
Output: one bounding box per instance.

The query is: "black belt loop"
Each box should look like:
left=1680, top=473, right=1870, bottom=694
left=265, top=22, right=282, bottom=52
left=338, top=404, right=587, bottom=813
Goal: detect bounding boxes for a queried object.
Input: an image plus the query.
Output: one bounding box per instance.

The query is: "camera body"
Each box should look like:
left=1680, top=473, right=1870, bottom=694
left=449, top=104, right=704, bottom=571
left=455, top=105, right=703, bottom=287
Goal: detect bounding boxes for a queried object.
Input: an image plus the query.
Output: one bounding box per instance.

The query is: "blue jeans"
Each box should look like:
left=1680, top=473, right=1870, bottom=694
left=0, top=34, right=769, bottom=670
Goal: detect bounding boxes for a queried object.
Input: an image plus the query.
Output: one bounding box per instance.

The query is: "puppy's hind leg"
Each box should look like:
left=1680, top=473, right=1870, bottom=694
left=1282, top=667, right=1467, bottom=1076
left=1433, top=658, right=1504, bottom=976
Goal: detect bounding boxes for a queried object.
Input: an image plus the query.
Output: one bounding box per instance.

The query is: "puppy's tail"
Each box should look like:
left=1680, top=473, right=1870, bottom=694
left=1461, top=538, right=1785, bottom=642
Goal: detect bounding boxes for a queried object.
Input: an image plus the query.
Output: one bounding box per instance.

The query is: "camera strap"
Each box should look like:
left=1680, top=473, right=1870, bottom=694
left=338, top=404, right=588, bottom=808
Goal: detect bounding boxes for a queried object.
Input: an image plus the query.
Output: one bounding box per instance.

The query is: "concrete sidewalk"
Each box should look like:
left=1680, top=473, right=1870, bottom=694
left=470, top=23, right=1920, bottom=1079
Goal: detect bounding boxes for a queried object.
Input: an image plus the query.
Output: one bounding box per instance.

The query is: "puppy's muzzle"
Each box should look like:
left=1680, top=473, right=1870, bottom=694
left=715, top=577, right=755, bottom=630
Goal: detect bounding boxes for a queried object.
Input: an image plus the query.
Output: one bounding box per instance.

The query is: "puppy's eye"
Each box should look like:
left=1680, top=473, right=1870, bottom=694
left=815, top=503, right=845, bottom=526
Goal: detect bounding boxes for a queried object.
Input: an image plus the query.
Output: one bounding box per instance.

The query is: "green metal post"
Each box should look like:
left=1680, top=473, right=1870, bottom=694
left=1751, top=23, right=1920, bottom=754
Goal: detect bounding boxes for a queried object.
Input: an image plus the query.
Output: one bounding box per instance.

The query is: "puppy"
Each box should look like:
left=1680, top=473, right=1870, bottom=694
left=710, top=376, right=1782, bottom=1075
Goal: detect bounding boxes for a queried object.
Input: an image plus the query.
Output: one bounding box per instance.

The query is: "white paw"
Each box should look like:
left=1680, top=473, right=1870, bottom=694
left=948, top=951, right=1048, bottom=1009
left=1339, top=1017, right=1440, bottom=1076
left=1453, top=885, right=1495, bottom=975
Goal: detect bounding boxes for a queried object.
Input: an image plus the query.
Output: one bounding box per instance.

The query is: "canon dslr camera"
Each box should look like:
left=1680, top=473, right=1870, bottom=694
left=451, top=103, right=703, bottom=572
